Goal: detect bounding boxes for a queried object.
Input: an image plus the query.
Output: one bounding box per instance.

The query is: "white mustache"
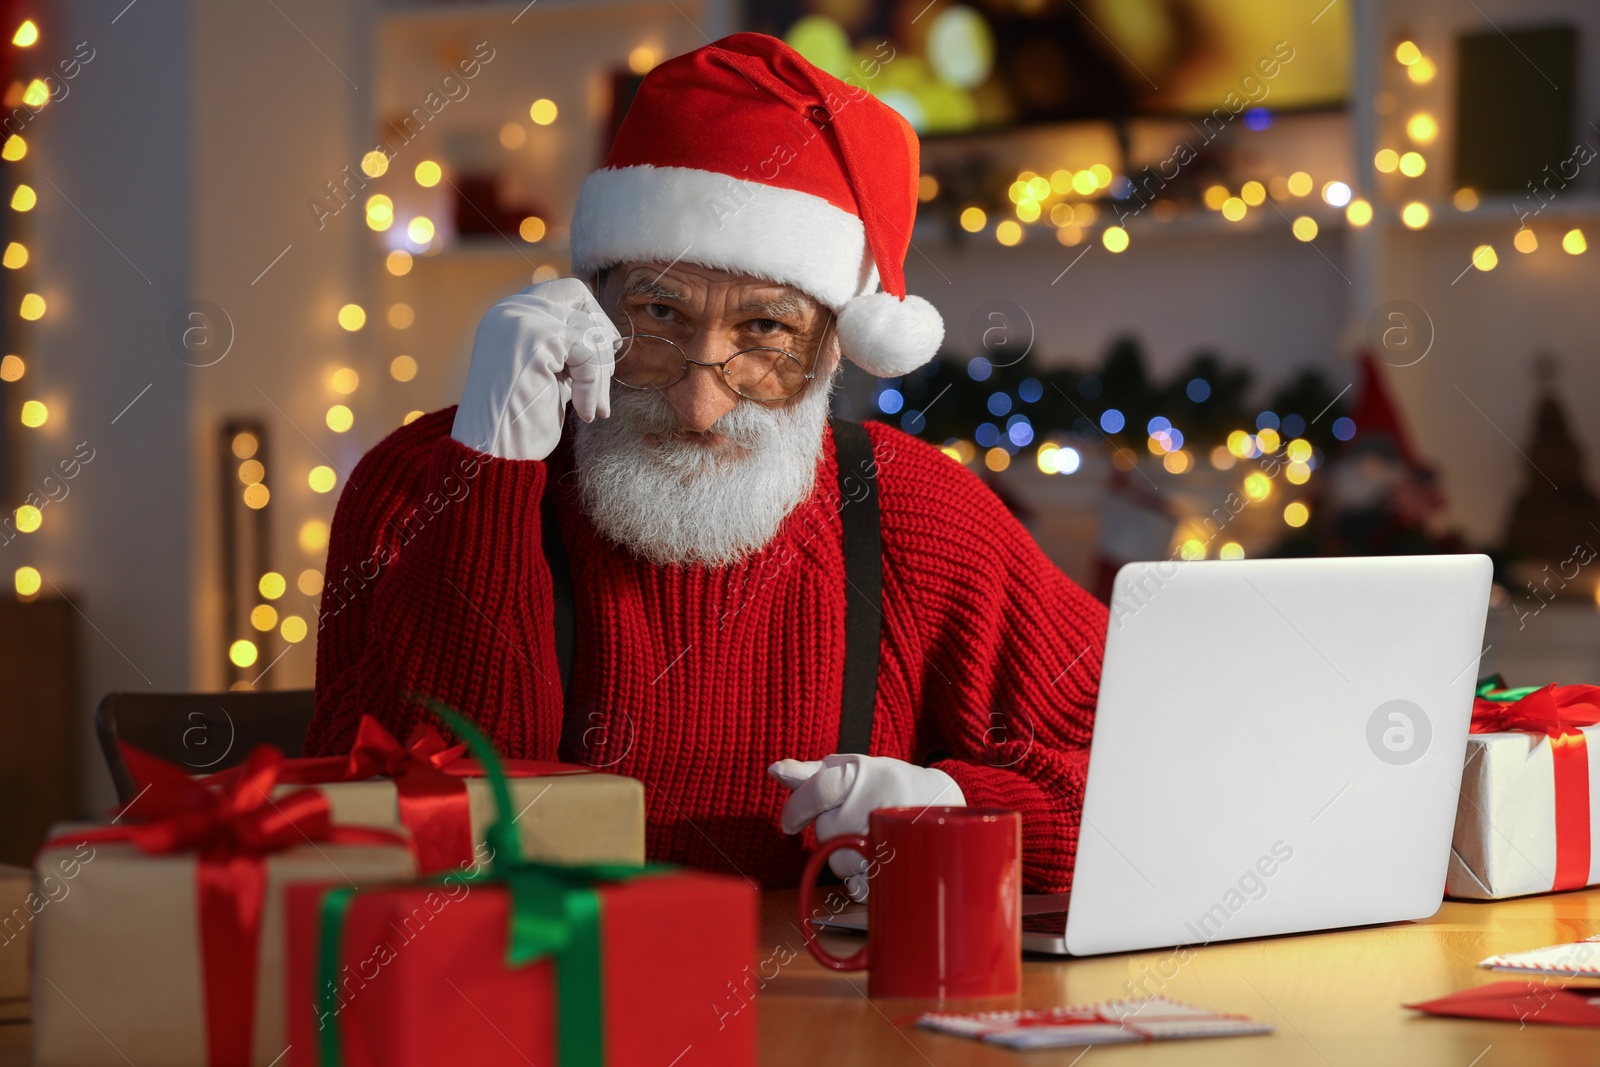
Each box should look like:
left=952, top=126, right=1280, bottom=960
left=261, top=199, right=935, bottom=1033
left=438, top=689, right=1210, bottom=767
left=572, top=378, right=834, bottom=566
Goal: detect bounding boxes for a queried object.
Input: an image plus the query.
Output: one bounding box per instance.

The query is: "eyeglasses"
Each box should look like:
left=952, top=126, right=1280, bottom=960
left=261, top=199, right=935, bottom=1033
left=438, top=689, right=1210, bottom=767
left=611, top=318, right=829, bottom=403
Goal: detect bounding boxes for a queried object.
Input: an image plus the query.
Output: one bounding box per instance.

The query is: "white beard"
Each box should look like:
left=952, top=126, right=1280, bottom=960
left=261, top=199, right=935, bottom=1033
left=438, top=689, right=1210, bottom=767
left=572, top=375, right=835, bottom=567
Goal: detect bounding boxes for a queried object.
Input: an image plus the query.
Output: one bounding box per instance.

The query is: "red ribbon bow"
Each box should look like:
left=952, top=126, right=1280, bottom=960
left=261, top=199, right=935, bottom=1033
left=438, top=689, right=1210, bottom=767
left=342, top=716, right=475, bottom=873
left=1471, top=684, right=1600, bottom=737
left=1471, top=684, right=1600, bottom=892
left=344, top=713, right=469, bottom=778
left=50, top=745, right=406, bottom=1067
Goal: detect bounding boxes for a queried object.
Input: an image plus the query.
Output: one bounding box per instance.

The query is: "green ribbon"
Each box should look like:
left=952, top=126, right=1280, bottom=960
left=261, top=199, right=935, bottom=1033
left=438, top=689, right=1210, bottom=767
left=314, top=694, right=665, bottom=1067
left=1476, top=675, right=1542, bottom=703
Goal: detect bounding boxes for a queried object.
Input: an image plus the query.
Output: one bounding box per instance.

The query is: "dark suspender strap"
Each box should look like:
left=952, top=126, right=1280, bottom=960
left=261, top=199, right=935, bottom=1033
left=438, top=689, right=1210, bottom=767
left=544, top=494, right=583, bottom=762
left=831, top=418, right=882, bottom=755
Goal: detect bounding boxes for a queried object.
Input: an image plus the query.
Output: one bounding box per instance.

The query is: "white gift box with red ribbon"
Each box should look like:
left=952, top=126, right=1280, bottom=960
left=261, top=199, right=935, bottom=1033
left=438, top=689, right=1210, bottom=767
left=1446, top=684, right=1600, bottom=900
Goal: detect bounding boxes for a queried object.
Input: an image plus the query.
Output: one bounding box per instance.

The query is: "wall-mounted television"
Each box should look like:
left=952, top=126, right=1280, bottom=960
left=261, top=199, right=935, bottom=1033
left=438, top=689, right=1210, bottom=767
left=747, top=0, right=1351, bottom=135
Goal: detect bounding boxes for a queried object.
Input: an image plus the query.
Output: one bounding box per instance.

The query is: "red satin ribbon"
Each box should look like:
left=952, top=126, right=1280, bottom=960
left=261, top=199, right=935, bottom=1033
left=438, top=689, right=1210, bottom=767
left=197, top=715, right=590, bottom=874
left=51, top=745, right=406, bottom=1067
left=1472, top=684, right=1600, bottom=892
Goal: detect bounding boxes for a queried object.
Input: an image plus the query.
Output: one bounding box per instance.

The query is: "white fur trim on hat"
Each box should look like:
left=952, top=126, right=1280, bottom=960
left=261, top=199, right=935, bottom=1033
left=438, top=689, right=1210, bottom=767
left=836, top=292, right=944, bottom=378
left=572, top=163, right=943, bottom=376
left=571, top=164, right=870, bottom=309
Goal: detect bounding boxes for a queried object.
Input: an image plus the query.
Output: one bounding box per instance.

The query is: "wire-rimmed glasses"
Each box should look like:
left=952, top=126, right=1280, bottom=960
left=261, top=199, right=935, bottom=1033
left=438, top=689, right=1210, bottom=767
left=611, top=319, right=829, bottom=403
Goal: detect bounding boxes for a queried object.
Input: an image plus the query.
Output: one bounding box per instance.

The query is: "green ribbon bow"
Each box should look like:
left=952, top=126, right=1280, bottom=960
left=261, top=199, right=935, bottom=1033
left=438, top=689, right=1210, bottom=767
left=316, top=694, right=664, bottom=1067
left=1475, top=675, right=1542, bottom=703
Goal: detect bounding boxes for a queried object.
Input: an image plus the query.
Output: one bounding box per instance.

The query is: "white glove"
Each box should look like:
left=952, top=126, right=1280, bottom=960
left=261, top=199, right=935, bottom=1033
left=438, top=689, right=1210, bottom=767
left=451, top=277, right=619, bottom=460
left=768, top=753, right=965, bottom=900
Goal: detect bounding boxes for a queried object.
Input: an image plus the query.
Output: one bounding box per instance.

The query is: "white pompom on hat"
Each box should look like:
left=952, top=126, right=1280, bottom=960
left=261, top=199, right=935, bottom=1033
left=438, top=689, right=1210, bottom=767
left=569, top=32, right=943, bottom=377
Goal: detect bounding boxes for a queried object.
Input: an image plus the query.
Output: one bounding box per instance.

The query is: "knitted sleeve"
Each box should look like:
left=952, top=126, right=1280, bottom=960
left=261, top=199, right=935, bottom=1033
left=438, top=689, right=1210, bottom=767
left=870, top=424, right=1107, bottom=894
left=305, top=407, right=564, bottom=759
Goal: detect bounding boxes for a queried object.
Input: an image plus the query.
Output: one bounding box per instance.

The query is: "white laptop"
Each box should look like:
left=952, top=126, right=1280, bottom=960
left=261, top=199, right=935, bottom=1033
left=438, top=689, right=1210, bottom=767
left=819, top=554, right=1494, bottom=956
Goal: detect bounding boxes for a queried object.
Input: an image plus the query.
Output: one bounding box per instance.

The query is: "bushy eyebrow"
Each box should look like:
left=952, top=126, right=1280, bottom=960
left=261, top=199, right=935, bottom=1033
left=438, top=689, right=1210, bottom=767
left=624, top=275, right=812, bottom=321
left=736, top=295, right=810, bottom=319
left=624, top=277, right=686, bottom=302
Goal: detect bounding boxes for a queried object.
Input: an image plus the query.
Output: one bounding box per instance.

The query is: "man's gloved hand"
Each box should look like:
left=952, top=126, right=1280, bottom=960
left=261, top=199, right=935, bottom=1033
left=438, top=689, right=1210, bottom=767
left=451, top=277, right=619, bottom=460
left=768, top=754, right=965, bottom=900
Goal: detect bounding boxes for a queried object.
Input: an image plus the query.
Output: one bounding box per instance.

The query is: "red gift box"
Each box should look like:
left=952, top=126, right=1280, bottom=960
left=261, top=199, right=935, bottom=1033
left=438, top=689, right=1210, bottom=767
left=284, top=867, right=757, bottom=1066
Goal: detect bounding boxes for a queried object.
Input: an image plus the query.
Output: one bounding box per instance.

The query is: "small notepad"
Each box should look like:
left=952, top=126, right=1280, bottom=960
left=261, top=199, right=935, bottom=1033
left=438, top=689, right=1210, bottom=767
left=917, top=997, right=1272, bottom=1050
left=1480, top=935, right=1600, bottom=976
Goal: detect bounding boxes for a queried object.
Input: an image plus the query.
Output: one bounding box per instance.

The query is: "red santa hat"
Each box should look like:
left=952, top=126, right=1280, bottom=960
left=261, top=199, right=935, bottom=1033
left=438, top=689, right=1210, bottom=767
left=570, top=32, right=944, bottom=378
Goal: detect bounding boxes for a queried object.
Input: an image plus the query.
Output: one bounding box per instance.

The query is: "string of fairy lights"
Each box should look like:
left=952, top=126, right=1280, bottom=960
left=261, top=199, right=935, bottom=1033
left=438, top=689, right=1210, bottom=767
left=7, top=17, right=47, bottom=601
left=221, top=42, right=667, bottom=675
left=223, top=424, right=314, bottom=680
left=930, top=38, right=1590, bottom=259
left=916, top=35, right=1590, bottom=561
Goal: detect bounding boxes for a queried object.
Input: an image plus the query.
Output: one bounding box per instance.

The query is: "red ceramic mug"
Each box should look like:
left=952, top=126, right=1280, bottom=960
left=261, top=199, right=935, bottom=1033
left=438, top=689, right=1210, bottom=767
left=797, top=806, right=1022, bottom=999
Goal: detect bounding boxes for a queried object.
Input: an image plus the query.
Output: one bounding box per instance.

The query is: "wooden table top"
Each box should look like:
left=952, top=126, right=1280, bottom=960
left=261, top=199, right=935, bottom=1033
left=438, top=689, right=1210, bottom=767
left=757, top=887, right=1600, bottom=1065
left=1, top=888, right=1596, bottom=1064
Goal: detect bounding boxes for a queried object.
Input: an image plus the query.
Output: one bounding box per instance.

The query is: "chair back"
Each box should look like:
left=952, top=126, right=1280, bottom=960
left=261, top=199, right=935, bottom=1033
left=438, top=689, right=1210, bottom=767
left=96, top=689, right=316, bottom=802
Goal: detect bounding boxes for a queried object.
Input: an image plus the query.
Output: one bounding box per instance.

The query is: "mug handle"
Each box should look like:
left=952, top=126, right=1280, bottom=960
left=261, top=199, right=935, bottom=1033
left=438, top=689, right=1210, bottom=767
left=797, top=835, right=872, bottom=971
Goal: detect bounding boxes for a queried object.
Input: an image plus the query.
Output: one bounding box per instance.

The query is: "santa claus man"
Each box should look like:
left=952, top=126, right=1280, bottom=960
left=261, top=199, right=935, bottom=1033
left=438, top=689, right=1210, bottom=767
left=307, top=33, right=1106, bottom=895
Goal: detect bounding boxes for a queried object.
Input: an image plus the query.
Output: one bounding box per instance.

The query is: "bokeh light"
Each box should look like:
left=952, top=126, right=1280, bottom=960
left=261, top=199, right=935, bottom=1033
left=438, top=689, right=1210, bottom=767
left=299, top=522, right=329, bottom=553
left=14, top=566, right=40, bottom=597
left=1407, top=113, right=1438, bottom=143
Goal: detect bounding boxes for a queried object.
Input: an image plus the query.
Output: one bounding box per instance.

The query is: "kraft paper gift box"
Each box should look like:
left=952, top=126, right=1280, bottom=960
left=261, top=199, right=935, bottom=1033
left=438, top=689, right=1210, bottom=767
left=177, top=714, right=646, bottom=874
left=33, top=748, right=416, bottom=1067
left=1446, top=682, right=1600, bottom=900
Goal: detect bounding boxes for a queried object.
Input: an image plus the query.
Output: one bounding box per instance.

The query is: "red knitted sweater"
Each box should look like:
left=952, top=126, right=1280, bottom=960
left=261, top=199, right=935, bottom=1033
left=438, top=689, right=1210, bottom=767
left=306, top=408, right=1108, bottom=892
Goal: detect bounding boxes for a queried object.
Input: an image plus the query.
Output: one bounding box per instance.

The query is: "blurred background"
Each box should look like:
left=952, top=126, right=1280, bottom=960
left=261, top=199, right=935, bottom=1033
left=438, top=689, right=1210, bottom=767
left=0, top=0, right=1597, bottom=832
